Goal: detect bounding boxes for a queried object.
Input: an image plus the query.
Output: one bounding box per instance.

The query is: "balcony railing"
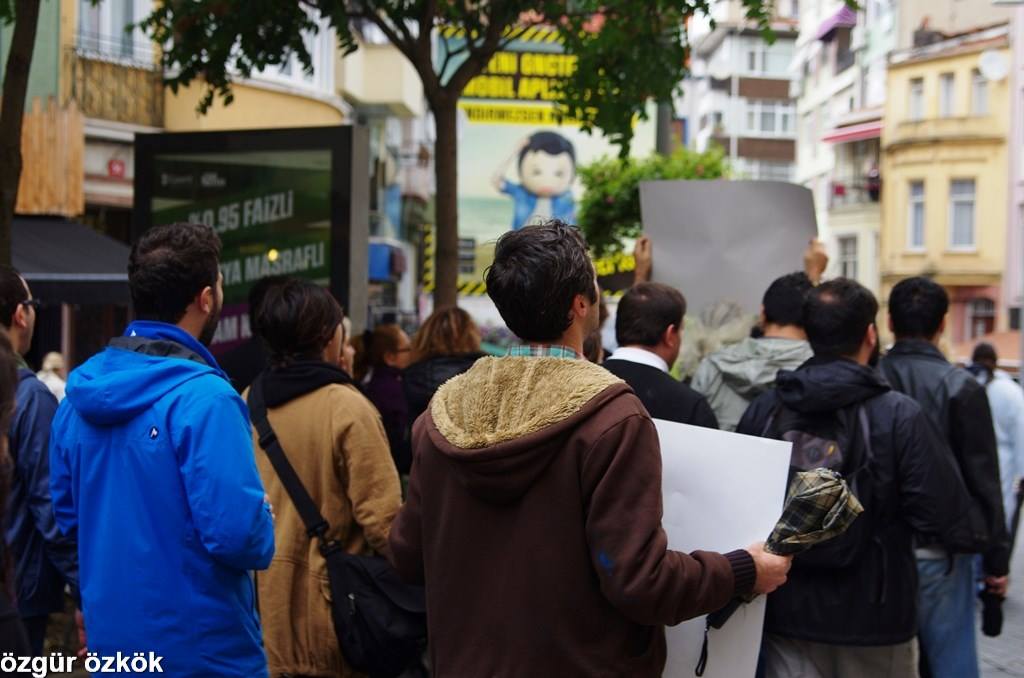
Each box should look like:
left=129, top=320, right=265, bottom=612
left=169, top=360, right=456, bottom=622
left=65, top=45, right=164, bottom=128
left=829, top=171, right=881, bottom=209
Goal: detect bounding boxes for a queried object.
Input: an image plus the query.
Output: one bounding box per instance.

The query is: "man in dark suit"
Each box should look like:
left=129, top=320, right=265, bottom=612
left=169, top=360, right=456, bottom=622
left=604, top=283, right=718, bottom=428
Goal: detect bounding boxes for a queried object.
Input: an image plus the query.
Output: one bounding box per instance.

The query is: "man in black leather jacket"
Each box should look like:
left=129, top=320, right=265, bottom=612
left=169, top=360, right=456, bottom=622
left=739, top=279, right=972, bottom=678
left=879, top=277, right=1009, bottom=678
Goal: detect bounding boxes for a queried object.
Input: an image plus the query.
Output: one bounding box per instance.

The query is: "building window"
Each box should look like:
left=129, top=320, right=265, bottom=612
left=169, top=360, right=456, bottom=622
left=939, top=73, right=955, bottom=118
left=835, top=28, right=854, bottom=74
left=909, top=78, right=924, bottom=121
left=745, top=41, right=792, bottom=76
left=908, top=181, right=925, bottom=250
left=744, top=100, right=795, bottom=137
left=78, top=0, right=150, bottom=62
left=740, top=160, right=793, bottom=181
left=949, top=179, right=976, bottom=249
left=838, top=236, right=858, bottom=279
left=967, top=298, right=995, bottom=339
left=972, top=70, right=989, bottom=116
left=747, top=47, right=762, bottom=73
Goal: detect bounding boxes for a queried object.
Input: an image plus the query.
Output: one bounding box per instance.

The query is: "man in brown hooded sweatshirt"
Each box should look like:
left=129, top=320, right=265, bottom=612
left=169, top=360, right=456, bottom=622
left=389, top=220, right=791, bottom=677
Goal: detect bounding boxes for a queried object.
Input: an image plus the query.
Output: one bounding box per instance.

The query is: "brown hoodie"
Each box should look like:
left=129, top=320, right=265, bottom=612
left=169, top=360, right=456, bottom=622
left=389, top=356, right=756, bottom=677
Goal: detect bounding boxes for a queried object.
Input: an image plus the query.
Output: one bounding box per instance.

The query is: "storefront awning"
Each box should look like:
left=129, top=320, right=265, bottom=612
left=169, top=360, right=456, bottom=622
left=816, top=5, right=857, bottom=41
left=13, top=217, right=130, bottom=305
left=822, top=120, right=882, bottom=144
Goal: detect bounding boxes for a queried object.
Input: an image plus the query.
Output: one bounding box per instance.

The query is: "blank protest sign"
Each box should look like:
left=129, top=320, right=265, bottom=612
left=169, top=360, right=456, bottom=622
left=639, top=180, right=818, bottom=317
left=655, top=419, right=791, bottom=678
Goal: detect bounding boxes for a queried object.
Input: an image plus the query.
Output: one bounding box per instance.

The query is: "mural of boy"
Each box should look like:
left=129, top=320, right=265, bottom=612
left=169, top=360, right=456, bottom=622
left=491, top=131, right=577, bottom=231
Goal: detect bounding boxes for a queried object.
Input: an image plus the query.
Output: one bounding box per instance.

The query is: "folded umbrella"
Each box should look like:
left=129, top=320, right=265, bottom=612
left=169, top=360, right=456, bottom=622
left=764, top=468, right=864, bottom=556
left=696, top=469, right=864, bottom=676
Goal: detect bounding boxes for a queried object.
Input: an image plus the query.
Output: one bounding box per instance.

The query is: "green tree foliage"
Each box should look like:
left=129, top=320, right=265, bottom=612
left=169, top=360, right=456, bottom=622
left=577, top=146, right=727, bottom=256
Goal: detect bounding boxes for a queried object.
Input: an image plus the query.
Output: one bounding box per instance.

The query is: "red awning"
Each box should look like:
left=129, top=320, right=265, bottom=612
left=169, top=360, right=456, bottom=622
left=822, top=120, right=882, bottom=144
left=816, top=5, right=857, bottom=41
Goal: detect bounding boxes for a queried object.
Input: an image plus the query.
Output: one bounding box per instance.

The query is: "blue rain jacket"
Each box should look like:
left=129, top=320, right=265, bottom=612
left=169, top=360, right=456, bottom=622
left=50, top=321, right=275, bottom=677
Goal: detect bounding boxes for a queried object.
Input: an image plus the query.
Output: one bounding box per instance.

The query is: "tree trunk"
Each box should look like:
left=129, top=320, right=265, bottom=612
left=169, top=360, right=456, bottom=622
left=431, top=96, right=459, bottom=309
left=0, top=0, right=43, bottom=267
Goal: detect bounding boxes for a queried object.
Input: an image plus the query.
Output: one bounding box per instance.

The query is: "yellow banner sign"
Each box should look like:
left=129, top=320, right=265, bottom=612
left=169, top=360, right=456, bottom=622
left=458, top=101, right=582, bottom=126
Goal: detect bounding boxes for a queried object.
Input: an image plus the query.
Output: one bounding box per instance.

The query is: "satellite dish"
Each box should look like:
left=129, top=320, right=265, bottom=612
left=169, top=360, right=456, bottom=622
left=979, top=50, right=1009, bottom=82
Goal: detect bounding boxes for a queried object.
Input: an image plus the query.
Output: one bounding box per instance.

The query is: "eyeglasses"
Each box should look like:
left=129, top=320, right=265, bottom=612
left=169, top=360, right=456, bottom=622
left=20, top=299, right=40, bottom=310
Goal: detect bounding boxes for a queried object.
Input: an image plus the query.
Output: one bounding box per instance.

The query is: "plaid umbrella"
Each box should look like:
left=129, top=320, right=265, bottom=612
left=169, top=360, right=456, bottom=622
left=764, top=468, right=864, bottom=556
left=697, top=469, right=865, bottom=675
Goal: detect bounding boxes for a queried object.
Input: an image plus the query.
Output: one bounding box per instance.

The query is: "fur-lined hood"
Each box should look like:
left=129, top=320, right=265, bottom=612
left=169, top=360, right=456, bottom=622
left=426, top=356, right=631, bottom=503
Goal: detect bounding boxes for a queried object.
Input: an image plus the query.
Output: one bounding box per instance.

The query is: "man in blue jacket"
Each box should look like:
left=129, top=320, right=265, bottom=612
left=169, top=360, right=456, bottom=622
left=50, top=222, right=275, bottom=677
left=0, top=267, right=78, bottom=654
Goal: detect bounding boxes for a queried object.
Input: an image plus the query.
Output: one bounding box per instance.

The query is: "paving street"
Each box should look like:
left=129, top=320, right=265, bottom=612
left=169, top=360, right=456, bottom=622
left=981, top=536, right=1024, bottom=677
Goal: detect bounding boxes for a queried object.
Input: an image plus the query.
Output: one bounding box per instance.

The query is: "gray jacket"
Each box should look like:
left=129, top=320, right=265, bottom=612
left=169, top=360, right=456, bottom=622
left=691, top=337, right=813, bottom=431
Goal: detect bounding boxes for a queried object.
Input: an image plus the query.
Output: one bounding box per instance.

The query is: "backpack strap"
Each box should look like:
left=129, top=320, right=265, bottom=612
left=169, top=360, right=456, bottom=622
left=856, top=405, right=874, bottom=468
left=248, top=375, right=331, bottom=542
left=760, top=399, right=785, bottom=439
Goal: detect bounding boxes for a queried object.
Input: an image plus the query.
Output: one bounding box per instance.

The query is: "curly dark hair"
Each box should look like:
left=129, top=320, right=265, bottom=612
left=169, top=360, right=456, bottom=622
left=128, top=223, right=222, bottom=323
left=255, top=278, right=344, bottom=366
left=485, top=220, right=597, bottom=342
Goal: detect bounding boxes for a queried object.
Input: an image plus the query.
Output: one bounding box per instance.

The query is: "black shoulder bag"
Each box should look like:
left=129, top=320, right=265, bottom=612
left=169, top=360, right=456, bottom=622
left=248, top=376, right=426, bottom=678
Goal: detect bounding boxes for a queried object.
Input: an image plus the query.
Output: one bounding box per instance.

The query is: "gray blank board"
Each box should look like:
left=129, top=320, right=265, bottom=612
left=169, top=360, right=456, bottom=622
left=639, top=180, right=818, bottom=316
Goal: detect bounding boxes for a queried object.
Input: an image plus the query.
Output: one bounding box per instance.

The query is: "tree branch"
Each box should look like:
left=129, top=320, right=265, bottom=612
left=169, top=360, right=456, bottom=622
left=351, top=8, right=416, bottom=62
left=443, top=16, right=504, bottom=95
left=438, top=33, right=470, bottom=83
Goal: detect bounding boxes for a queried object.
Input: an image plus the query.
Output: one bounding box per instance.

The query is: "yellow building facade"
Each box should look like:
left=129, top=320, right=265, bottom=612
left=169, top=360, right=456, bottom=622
left=880, top=24, right=1010, bottom=346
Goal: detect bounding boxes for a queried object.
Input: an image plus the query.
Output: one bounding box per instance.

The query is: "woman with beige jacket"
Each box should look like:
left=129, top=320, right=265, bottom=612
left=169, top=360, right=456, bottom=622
left=248, top=278, right=402, bottom=678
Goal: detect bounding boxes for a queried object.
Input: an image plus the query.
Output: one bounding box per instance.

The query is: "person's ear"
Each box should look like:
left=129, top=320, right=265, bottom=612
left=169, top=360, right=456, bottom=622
left=663, top=324, right=678, bottom=348
left=199, top=286, right=214, bottom=315
left=12, top=305, right=26, bottom=330
left=759, top=306, right=767, bottom=327
left=574, top=293, right=588, bottom=320
left=867, top=323, right=879, bottom=350
left=887, top=315, right=894, bottom=334
left=938, top=315, right=946, bottom=336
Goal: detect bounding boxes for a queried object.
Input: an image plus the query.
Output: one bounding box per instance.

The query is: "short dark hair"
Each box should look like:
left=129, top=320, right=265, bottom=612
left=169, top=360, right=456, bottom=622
left=485, top=220, right=597, bottom=342
left=128, top=223, right=222, bottom=323
left=0, top=266, right=27, bottom=329
left=888, top=276, right=949, bottom=339
left=615, top=283, right=686, bottom=347
left=518, top=131, right=575, bottom=171
left=803, top=278, right=879, bottom=358
left=763, top=272, right=813, bottom=328
left=972, top=341, right=997, bottom=365
left=255, top=278, right=343, bottom=365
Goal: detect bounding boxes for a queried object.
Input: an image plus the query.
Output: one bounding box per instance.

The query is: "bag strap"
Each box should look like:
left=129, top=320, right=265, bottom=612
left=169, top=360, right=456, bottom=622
left=248, top=375, right=331, bottom=542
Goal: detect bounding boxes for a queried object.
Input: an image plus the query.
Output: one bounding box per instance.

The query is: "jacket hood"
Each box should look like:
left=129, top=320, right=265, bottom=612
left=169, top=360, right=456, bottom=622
left=775, top=357, right=890, bottom=414
left=66, top=322, right=224, bottom=425
left=708, top=337, right=813, bottom=398
left=427, top=356, right=630, bottom=504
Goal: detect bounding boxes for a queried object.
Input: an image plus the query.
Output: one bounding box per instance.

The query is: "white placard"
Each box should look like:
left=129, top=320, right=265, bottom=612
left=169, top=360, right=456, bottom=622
left=655, top=419, right=791, bottom=678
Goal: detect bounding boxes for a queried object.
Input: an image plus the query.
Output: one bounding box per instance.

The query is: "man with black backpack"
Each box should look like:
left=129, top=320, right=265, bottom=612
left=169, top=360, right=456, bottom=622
left=737, top=278, right=972, bottom=678
left=879, top=277, right=1009, bottom=678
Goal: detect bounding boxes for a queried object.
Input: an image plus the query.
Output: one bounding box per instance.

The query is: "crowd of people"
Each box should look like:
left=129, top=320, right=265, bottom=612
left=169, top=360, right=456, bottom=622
left=0, top=218, right=1021, bottom=678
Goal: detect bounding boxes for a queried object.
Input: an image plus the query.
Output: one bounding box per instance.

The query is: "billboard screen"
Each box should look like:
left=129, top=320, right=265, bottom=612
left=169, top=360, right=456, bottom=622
left=149, top=150, right=332, bottom=352
left=134, top=127, right=368, bottom=355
